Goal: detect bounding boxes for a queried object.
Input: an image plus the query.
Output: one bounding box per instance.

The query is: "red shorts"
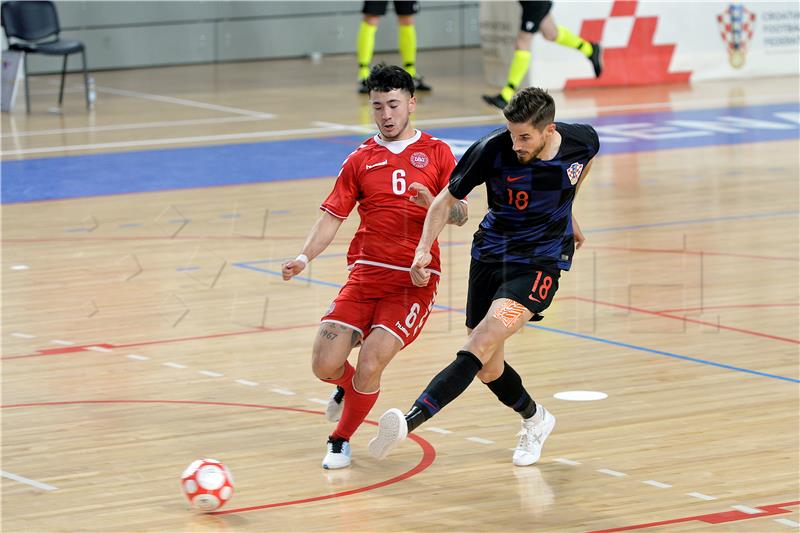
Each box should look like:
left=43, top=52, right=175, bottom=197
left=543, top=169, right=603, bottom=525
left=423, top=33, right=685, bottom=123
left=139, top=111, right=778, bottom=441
left=322, top=264, right=439, bottom=347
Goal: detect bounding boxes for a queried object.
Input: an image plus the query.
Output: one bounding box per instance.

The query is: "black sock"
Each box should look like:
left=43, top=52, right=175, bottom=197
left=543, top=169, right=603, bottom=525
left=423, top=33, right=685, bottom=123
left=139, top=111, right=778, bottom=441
left=484, top=362, right=537, bottom=419
left=404, top=350, right=483, bottom=432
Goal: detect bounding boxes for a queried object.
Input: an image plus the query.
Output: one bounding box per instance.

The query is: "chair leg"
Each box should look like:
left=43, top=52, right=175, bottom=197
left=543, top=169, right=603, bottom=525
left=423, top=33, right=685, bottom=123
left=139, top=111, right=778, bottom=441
left=58, top=54, right=68, bottom=105
left=81, top=50, right=90, bottom=109
left=23, top=52, right=30, bottom=113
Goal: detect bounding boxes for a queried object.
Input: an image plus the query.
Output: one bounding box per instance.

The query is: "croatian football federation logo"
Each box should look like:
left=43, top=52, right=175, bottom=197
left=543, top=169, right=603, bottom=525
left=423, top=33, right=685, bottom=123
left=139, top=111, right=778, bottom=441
left=566, top=162, right=584, bottom=185
left=410, top=152, right=429, bottom=168
left=717, top=4, right=756, bottom=69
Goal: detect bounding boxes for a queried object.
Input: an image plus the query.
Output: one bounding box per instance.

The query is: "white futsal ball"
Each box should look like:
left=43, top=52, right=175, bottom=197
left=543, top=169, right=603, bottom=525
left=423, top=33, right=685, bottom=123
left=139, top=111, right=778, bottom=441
left=181, top=458, right=234, bottom=512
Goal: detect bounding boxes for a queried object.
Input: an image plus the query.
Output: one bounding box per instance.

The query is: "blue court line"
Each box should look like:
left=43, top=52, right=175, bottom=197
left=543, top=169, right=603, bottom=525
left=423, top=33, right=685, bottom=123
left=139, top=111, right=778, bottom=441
left=233, top=259, right=799, bottom=384
left=235, top=261, right=343, bottom=289
left=527, top=324, right=799, bottom=383
left=2, top=101, right=798, bottom=204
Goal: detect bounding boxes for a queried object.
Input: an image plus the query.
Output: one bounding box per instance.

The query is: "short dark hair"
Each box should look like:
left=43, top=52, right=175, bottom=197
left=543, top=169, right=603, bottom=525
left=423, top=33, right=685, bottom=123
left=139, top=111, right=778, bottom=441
left=503, top=87, right=555, bottom=129
left=366, top=63, right=415, bottom=96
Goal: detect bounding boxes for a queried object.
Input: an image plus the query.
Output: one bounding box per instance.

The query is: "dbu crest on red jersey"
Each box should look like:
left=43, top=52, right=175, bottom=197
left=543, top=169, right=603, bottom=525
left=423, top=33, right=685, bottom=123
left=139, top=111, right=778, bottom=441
left=410, top=152, right=429, bottom=168
left=566, top=162, right=584, bottom=185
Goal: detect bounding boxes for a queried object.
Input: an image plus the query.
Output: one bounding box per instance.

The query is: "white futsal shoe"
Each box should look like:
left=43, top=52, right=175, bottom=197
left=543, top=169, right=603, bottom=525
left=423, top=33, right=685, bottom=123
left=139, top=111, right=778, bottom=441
left=325, top=386, right=345, bottom=422
left=368, top=408, right=408, bottom=459
left=322, top=436, right=351, bottom=469
left=513, top=406, right=556, bottom=466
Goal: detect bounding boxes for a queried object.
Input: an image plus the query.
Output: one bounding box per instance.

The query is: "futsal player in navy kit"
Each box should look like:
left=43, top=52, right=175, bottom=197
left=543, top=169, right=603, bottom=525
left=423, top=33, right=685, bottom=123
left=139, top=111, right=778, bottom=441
left=368, top=87, right=599, bottom=466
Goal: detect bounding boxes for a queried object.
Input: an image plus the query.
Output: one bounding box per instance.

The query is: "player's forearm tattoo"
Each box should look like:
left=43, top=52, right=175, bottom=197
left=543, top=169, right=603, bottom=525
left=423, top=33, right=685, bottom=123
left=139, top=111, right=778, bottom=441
left=447, top=201, right=468, bottom=226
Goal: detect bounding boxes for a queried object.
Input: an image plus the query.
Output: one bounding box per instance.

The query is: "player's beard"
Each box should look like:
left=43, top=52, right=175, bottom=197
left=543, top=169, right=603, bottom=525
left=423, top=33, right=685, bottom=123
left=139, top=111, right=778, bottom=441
left=515, top=137, right=546, bottom=164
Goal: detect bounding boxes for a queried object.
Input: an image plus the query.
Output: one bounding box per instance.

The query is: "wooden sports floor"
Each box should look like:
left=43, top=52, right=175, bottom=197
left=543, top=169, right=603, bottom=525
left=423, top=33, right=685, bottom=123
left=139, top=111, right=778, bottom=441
left=2, top=48, right=798, bottom=532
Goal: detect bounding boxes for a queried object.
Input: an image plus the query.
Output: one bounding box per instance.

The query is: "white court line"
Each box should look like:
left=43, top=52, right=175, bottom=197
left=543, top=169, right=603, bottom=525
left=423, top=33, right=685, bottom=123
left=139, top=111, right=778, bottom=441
left=774, top=518, right=800, bottom=527
left=597, top=469, right=627, bottom=477
left=730, top=505, right=764, bottom=514
left=11, top=332, right=35, bottom=339
left=127, top=354, right=150, bottom=361
left=555, top=457, right=582, bottom=466
left=95, top=85, right=274, bottom=118
left=553, top=91, right=800, bottom=120
left=199, top=370, right=224, bottom=378
left=643, top=480, right=672, bottom=489
left=163, top=362, right=187, bottom=369
left=50, top=339, right=74, bottom=346
left=466, top=437, right=494, bottom=445
left=1, top=126, right=345, bottom=156
left=1, top=115, right=274, bottom=138
left=235, top=379, right=258, bottom=387
left=6, top=91, right=798, bottom=158
left=1, top=470, right=58, bottom=491
left=270, top=388, right=295, bottom=396
left=312, top=121, right=373, bottom=134
left=425, top=427, right=452, bottom=435
left=308, top=398, right=328, bottom=405
left=86, top=346, right=112, bottom=353
left=687, top=492, right=717, bottom=501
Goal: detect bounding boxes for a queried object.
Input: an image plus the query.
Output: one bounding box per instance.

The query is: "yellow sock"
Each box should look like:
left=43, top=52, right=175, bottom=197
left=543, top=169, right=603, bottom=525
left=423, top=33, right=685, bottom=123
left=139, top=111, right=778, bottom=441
left=357, top=21, right=377, bottom=80
left=555, top=25, right=593, bottom=57
left=398, top=24, right=417, bottom=77
left=501, top=49, right=531, bottom=102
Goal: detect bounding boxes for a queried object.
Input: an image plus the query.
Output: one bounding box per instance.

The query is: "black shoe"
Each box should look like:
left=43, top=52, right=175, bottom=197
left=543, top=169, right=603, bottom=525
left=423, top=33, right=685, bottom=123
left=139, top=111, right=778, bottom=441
left=589, top=42, right=603, bottom=78
left=413, top=76, right=432, bottom=92
left=358, top=79, right=369, bottom=94
left=482, top=93, right=508, bottom=110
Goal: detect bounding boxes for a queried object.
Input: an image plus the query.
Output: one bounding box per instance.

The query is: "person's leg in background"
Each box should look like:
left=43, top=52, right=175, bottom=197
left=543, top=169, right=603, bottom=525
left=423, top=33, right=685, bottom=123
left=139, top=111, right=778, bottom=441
left=483, top=1, right=601, bottom=110
left=395, top=2, right=431, bottom=91
left=356, top=2, right=386, bottom=93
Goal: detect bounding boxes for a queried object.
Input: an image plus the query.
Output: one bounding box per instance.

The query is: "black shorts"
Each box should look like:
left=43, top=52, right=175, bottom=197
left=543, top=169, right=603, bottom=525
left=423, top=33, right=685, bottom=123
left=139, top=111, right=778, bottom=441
left=518, top=1, right=553, bottom=33
left=465, top=258, right=560, bottom=329
left=363, top=1, right=420, bottom=16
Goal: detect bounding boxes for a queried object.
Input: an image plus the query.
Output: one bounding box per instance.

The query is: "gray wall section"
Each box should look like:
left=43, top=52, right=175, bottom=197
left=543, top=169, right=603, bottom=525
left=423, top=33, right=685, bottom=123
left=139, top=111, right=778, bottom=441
left=7, top=1, right=479, bottom=74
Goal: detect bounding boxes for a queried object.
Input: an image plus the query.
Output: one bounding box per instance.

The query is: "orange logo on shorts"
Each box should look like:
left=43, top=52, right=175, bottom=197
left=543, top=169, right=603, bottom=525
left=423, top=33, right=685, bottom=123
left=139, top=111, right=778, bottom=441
left=492, top=299, right=527, bottom=328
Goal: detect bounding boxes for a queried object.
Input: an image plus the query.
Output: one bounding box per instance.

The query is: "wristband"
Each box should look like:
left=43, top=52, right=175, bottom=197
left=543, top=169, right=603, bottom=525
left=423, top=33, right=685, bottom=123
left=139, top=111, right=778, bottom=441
left=295, top=254, right=309, bottom=265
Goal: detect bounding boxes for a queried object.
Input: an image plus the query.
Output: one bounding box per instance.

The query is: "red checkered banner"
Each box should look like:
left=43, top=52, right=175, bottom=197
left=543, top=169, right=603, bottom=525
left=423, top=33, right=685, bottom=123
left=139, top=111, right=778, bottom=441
left=479, top=1, right=799, bottom=90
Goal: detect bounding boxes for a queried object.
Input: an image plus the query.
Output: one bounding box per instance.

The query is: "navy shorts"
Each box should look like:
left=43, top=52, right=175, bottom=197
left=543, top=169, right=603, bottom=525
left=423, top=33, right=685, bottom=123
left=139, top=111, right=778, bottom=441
left=465, top=258, right=560, bottom=329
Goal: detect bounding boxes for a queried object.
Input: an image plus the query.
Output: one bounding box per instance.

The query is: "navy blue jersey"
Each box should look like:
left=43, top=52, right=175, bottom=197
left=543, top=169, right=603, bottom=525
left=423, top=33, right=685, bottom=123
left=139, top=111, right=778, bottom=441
left=448, top=122, right=599, bottom=270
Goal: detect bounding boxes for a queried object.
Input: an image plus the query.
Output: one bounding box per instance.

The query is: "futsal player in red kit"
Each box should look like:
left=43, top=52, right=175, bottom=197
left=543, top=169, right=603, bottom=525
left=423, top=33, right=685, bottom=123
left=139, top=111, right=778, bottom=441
left=282, top=64, right=468, bottom=469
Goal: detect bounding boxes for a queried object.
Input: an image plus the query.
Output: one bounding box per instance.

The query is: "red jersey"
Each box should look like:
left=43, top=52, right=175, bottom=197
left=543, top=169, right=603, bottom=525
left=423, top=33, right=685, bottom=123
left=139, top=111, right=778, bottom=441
left=321, top=130, right=456, bottom=275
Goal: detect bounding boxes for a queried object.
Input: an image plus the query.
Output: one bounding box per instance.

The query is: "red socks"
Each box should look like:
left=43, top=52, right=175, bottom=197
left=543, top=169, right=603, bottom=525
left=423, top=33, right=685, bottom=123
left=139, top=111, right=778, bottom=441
left=321, top=360, right=380, bottom=440
left=332, top=384, right=379, bottom=441
left=321, top=360, right=355, bottom=388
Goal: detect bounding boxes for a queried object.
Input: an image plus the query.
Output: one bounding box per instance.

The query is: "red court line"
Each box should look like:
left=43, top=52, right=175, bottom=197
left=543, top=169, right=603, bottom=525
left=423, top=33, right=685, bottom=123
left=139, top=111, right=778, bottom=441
left=570, top=296, right=800, bottom=345
left=655, top=303, right=800, bottom=314
left=1, top=235, right=352, bottom=244
left=587, top=500, right=799, bottom=532
left=2, top=310, right=456, bottom=360
left=1, top=324, right=315, bottom=360
left=585, top=244, right=799, bottom=262
left=0, top=399, right=436, bottom=515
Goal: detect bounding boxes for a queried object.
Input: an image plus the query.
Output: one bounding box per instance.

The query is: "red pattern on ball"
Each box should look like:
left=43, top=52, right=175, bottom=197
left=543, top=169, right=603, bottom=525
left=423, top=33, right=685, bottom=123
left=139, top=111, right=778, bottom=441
left=181, top=458, right=234, bottom=512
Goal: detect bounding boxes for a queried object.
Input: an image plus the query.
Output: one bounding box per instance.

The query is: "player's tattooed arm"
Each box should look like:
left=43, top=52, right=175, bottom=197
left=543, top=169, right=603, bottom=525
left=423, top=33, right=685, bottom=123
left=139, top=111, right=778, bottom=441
left=447, top=200, right=468, bottom=226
